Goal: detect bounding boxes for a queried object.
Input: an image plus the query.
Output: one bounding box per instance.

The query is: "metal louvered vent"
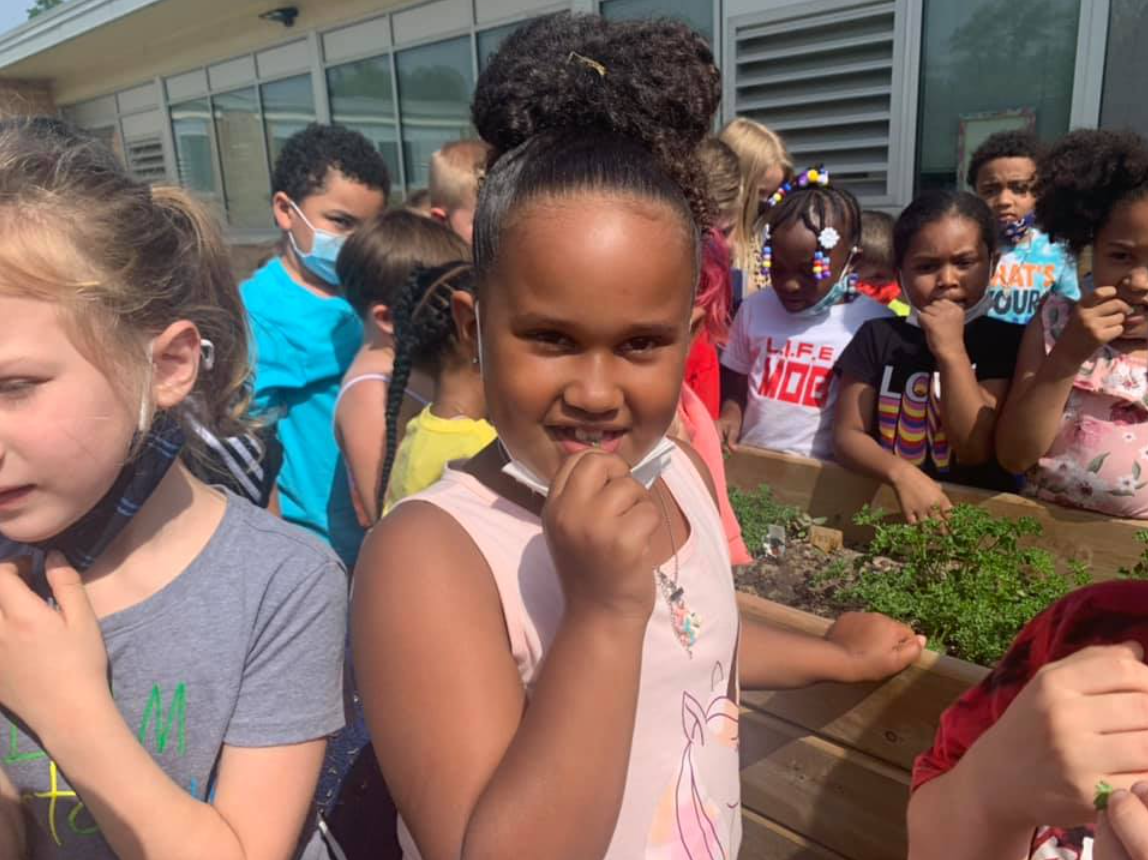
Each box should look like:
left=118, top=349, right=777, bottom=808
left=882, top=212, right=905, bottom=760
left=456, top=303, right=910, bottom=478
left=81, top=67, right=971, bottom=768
left=730, top=0, right=914, bottom=208
left=125, top=135, right=168, bottom=183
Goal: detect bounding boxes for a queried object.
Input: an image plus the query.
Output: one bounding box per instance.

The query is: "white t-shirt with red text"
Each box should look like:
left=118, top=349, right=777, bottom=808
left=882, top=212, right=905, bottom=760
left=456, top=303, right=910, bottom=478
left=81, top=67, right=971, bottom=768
left=721, top=289, right=892, bottom=460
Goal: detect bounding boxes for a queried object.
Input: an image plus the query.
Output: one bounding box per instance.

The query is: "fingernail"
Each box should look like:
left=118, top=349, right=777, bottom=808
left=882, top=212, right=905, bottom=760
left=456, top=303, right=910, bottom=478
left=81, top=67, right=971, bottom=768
left=1134, top=781, right=1148, bottom=799
left=1111, top=789, right=1131, bottom=805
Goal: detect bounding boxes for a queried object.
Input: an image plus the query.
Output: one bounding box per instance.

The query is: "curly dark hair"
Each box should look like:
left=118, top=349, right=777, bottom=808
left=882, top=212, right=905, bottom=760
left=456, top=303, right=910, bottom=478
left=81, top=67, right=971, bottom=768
left=893, top=190, right=997, bottom=271
left=270, top=122, right=391, bottom=203
left=966, top=129, right=1044, bottom=189
left=380, top=262, right=474, bottom=515
left=471, top=13, right=721, bottom=280
left=1035, top=129, right=1148, bottom=255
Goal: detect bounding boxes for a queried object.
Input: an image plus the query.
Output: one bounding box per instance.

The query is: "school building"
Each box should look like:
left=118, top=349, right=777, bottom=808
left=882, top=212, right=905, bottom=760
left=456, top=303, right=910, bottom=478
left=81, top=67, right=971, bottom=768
left=0, top=0, right=1141, bottom=239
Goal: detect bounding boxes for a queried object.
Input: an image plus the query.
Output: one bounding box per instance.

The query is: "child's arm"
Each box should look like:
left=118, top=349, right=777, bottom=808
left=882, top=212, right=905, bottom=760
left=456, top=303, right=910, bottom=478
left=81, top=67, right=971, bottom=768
left=997, top=287, right=1130, bottom=474
left=833, top=375, right=953, bottom=523
left=717, top=366, right=747, bottom=447
left=908, top=642, right=1148, bottom=860
left=738, top=611, right=924, bottom=689
left=0, top=557, right=331, bottom=860
left=918, top=300, right=1008, bottom=465
left=0, top=767, right=26, bottom=860
left=335, top=379, right=389, bottom=525
left=354, top=450, right=662, bottom=860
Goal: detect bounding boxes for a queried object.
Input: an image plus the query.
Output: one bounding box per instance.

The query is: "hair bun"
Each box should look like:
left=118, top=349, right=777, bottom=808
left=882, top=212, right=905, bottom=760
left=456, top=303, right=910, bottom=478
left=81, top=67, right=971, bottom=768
left=473, top=13, right=720, bottom=164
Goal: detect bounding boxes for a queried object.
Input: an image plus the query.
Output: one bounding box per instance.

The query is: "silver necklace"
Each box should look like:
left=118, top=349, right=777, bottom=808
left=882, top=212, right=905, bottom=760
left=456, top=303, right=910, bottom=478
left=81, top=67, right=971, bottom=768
left=652, top=484, right=700, bottom=657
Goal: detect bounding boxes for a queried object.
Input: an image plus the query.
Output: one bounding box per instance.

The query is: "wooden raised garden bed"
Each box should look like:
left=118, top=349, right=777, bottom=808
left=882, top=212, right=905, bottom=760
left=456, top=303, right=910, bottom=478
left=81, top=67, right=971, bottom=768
left=728, top=446, right=1147, bottom=858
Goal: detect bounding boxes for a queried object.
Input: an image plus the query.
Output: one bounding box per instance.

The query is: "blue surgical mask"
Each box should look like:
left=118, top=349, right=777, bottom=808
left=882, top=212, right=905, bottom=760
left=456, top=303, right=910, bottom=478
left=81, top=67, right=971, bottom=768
left=788, top=252, right=858, bottom=319
left=287, top=201, right=346, bottom=287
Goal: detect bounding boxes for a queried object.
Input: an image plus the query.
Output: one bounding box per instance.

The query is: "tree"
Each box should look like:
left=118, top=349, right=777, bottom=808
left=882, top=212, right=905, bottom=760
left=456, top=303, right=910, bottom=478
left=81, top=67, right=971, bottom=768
left=27, top=0, right=66, bottom=19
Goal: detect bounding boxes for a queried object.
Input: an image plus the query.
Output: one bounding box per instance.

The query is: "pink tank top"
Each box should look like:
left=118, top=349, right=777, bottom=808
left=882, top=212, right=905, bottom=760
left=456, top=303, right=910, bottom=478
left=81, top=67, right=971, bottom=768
left=396, top=446, right=743, bottom=859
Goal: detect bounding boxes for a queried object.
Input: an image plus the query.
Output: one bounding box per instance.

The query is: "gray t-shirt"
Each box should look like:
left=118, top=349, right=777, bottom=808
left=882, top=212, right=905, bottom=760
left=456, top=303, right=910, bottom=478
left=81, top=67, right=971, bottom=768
left=1, top=494, right=348, bottom=859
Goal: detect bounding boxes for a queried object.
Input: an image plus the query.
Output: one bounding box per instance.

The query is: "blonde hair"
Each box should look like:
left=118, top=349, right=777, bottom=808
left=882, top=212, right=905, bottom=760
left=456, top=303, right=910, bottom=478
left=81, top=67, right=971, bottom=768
left=696, top=136, right=741, bottom=229
left=719, top=118, right=794, bottom=272
left=0, top=117, right=251, bottom=455
left=428, top=139, right=492, bottom=212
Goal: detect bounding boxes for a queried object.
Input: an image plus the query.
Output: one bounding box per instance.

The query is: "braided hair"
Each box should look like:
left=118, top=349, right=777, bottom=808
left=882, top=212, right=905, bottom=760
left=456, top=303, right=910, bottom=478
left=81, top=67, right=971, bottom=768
left=766, top=183, right=862, bottom=250
left=379, top=262, right=475, bottom=516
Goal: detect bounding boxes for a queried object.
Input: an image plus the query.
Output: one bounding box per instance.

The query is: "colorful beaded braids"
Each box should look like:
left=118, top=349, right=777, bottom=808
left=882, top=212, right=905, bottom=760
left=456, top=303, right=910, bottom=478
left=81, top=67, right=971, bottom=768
left=754, top=166, right=833, bottom=292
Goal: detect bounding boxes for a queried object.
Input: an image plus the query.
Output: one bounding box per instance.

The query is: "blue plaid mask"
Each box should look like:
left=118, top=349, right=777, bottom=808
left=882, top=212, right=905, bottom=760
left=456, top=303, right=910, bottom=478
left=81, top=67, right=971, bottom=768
left=31, top=411, right=185, bottom=571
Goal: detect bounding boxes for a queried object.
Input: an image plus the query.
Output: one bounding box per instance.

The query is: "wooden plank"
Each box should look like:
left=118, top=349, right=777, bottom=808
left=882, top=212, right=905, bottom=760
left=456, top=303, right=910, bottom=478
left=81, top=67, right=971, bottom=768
left=741, top=808, right=848, bottom=860
left=740, top=710, right=910, bottom=860
left=737, top=595, right=988, bottom=772
left=726, top=446, right=1145, bottom=577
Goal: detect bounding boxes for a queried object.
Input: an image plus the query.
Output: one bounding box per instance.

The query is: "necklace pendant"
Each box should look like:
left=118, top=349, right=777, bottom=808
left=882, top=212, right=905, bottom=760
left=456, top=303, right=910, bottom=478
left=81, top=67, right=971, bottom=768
left=659, top=571, right=700, bottom=657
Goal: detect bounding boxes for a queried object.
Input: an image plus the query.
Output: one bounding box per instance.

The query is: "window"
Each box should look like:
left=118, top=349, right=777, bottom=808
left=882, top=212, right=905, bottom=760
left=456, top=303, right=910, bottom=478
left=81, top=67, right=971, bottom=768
left=600, top=0, right=713, bottom=44
left=396, top=37, right=475, bottom=189
left=213, top=87, right=272, bottom=229
left=916, top=0, right=1080, bottom=191
left=1101, top=0, right=1148, bottom=138
left=170, top=99, right=217, bottom=196
left=262, top=74, right=316, bottom=165
left=327, top=56, right=402, bottom=187
left=477, top=22, right=522, bottom=72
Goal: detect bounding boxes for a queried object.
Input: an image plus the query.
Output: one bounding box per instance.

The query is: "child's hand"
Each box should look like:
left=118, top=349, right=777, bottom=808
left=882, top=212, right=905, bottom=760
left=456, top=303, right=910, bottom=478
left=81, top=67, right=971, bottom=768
left=964, top=643, right=1148, bottom=831
left=543, top=450, right=660, bottom=623
left=824, top=612, right=926, bottom=682
left=917, top=299, right=968, bottom=362
left=1097, top=783, right=1148, bottom=860
left=0, top=553, right=110, bottom=737
left=1059, top=286, right=1131, bottom=363
left=716, top=407, right=741, bottom=450
left=891, top=463, right=953, bottom=524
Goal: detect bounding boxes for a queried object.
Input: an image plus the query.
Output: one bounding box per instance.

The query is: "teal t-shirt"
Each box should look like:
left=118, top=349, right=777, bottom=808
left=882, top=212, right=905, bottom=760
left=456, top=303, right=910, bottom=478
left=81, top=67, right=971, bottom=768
left=986, top=228, right=1080, bottom=325
left=241, top=258, right=365, bottom=566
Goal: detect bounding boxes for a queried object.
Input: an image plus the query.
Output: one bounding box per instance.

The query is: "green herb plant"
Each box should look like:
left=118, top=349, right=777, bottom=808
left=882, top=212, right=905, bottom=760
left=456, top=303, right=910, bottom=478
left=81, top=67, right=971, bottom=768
left=1116, top=531, right=1148, bottom=580
left=728, top=485, right=824, bottom=558
left=838, top=504, right=1090, bottom=666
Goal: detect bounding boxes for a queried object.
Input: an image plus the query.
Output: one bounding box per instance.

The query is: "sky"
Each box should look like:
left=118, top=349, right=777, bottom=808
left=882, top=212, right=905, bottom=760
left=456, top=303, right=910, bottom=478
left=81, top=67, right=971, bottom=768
left=0, top=0, right=34, bottom=37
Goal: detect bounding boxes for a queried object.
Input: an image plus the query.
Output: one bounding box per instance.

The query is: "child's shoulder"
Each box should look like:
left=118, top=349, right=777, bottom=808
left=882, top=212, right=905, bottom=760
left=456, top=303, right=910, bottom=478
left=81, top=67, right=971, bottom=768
left=212, top=492, right=347, bottom=589
left=844, top=295, right=897, bottom=324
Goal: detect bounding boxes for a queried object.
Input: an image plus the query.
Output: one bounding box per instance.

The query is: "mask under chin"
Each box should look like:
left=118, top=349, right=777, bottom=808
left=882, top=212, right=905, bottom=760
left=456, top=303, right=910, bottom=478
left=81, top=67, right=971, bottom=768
left=27, top=411, right=186, bottom=572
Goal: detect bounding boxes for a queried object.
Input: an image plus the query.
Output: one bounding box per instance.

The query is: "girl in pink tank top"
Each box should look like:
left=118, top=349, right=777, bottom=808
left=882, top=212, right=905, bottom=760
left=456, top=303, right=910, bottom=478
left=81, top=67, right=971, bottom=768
left=352, top=15, right=926, bottom=860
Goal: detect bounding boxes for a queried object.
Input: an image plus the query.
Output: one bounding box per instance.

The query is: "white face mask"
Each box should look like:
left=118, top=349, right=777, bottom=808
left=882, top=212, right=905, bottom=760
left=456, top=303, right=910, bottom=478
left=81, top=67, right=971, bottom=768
left=474, top=301, right=676, bottom=496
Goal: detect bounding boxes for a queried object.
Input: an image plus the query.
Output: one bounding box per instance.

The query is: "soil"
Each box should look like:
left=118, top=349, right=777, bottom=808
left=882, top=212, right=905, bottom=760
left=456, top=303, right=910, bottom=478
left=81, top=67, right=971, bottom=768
left=733, top=538, right=902, bottom=620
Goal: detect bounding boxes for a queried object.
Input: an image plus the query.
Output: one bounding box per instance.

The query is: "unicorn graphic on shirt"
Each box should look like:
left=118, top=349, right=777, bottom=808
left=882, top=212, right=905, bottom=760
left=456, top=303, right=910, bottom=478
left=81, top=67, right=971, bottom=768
left=647, top=662, right=741, bottom=859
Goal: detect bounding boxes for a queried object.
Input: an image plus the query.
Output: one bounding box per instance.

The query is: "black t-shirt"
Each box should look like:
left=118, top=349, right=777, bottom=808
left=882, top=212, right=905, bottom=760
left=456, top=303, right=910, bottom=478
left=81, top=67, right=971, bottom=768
left=834, top=316, right=1024, bottom=491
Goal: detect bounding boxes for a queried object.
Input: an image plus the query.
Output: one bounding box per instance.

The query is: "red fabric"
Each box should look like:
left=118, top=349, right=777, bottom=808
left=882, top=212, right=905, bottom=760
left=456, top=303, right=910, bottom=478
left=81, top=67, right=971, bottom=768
left=677, top=383, right=753, bottom=565
left=685, top=332, right=721, bottom=420
left=856, top=278, right=903, bottom=307
left=912, top=581, right=1148, bottom=857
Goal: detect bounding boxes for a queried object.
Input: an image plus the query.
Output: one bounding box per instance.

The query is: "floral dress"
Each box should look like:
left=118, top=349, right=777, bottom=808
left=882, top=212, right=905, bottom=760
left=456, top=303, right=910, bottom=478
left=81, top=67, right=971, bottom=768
left=1025, top=294, right=1148, bottom=518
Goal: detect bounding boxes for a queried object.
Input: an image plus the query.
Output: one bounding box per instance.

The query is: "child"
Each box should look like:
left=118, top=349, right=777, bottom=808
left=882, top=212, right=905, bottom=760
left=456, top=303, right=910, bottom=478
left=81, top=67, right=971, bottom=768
left=696, top=135, right=741, bottom=239
left=996, top=129, right=1148, bottom=519
left=428, top=138, right=492, bottom=245
left=0, top=118, right=346, bottom=859
left=907, top=580, right=1148, bottom=860
left=718, top=170, right=894, bottom=461
left=335, top=211, right=470, bottom=525
left=834, top=190, right=1023, bottom=523
left=720, top=118, right=793, bottom=299
left=242, top=123, right=390, bottom=568
left=969, top=129, right=1079, bottom=325
left=379, top=264, right=495, bottom=514
left=856, top=209, right=908, bottom=314
left=352, top=15, right=924, bottom=860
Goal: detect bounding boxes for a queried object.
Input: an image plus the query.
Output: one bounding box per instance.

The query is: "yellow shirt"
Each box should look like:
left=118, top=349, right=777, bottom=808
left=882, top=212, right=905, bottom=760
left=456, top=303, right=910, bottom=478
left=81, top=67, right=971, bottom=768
left=383, top=407, right=498, bottom=513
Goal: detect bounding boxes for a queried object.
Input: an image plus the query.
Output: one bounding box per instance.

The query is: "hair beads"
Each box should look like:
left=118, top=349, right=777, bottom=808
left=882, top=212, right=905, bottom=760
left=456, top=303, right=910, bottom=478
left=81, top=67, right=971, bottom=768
left=755, top=167, right=834, bottom=289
